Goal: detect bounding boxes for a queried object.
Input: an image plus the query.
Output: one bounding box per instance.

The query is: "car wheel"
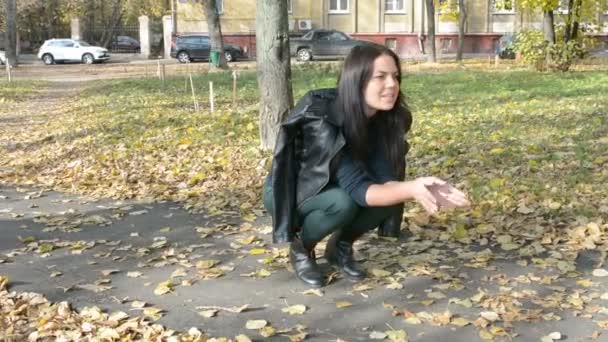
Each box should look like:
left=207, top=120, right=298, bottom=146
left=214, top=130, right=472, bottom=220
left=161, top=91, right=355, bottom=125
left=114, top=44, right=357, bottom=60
left=42, top=54, right=54, bottom=65
left=224, top=51, right=234, bottom=62
left=82, top=53, right=94, bottom=65
left=297, top=48, right=312, bottom=62
left=177, top=51, right=190, bottom=63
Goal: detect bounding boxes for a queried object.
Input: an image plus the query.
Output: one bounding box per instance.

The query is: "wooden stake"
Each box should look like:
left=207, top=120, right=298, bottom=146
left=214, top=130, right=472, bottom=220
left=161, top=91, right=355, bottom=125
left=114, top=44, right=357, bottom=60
left=209, top=81, right=214, bottom=113
left=232, top=70, right=238, bottom=107
left=6, top=61, right=11, bottom=82
left=189, top=71, right=199, bottom=112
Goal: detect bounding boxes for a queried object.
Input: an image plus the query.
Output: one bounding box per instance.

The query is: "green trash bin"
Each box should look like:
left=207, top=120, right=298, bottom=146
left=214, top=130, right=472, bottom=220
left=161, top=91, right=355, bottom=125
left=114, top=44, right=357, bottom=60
left=210, top=50, right=221, bottom=67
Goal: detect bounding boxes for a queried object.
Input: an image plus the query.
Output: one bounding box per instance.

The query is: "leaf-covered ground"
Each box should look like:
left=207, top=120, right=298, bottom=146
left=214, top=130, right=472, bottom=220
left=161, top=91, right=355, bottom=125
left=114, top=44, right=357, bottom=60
left=1, top=63, right=608, bottom=341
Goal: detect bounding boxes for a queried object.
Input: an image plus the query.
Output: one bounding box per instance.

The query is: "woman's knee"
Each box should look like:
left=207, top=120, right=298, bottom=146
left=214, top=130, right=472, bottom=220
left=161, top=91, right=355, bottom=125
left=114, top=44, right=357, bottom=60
left=321, top=188, right=359, bottom=222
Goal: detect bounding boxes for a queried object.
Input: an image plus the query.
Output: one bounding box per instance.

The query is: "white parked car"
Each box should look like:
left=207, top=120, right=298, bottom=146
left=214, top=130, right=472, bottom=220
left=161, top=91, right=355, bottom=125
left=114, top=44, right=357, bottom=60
left=0, top=51, right=6, bottom=65
left=37, top=39, right=110, bottom=65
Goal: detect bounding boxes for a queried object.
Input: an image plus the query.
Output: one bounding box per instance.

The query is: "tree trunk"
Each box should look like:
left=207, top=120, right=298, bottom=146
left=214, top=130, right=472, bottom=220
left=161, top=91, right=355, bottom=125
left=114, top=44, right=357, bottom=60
left=456, top=0, right=467, bottom=61
left=543, top=10, right=555, bottom=44
left=425, top=0, right=436, bottom=63
left=100, top=0, right=123, bottom=48
left=570, top=0, right=582, bottom=40
left=5, top=0, right=17, bottom=66
left=84, top=0, right=97, bottom=43
left=256, top=0, right=294, bottom=151
left=202, top=0, right=228, bottom=69
left=564, top=0, right=575, bottom=42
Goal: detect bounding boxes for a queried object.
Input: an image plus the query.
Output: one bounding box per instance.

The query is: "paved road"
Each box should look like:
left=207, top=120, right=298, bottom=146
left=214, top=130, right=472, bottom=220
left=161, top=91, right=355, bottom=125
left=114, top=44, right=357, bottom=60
left=1, top=185, right=606, bottom=341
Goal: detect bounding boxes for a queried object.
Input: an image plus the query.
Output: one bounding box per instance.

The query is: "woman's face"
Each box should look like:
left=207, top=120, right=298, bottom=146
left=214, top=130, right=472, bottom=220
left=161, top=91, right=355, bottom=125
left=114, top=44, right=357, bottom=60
left=363, top=54, right=399, bottom=117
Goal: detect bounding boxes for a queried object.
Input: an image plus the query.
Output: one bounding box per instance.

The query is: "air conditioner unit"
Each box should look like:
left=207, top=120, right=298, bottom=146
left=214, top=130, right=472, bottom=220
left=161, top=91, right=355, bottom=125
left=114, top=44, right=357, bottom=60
left=298, top=19, right=312, bottom=31
left=288, top=19, right=296, bottom=31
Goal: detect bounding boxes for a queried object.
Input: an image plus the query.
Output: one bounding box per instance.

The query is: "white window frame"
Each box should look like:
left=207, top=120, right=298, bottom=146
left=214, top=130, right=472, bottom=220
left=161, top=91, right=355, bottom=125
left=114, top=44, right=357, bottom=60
left=329, top=0, right=349, bottom=14
left=288, top=0, right=293, bottom=14
left=557, top=0, right=569, bottom=14
left=492, top=0, right=516, bottom=14
left=385, top=0, right=406, bottom=13
left=215, top=0, right=224, bottom=15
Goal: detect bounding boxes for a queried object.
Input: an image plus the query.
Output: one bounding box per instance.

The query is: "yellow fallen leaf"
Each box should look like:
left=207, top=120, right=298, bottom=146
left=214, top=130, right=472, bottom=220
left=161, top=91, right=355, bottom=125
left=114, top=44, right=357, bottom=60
left=235, top=335, right=252, bottom=342
left=143, top=307, right=163, bottom=320
left=237, top=235, right=258, bottom=245
left=577, top=279, right=594, bottom=287
left=245, top=319, right=267, bottom=329
left=249, top=248, right=267, bottom=255
left=0, top=276, right=8, bottom=290
left=153, top=280, right=173, bottom=295
left=479, top=330, right=493, bottom=340
left=100, top=269, right=120, bottom=276
left=260, top=325, right=277, bottom=337
left=302, top=288, right=324, bottom=297
left=592, top=269, right=608, bottom=277
left=131, top=301, right=146, bottom=309
left=385, top=329, right=408, bottom=342
left=336, top=301, right=353, bottom=308
left=404, top=316, right=422, bottom=325
left=198, top=309, right=218, bottom=318
left=370, top=331, right=388, bottom=339
left=480, top=311, right=499, bottom=321
left=287, top=332, right=307, bottom=342
left=451, top=317, right=470, bottom=327
left=196, top=260, right=219, bottom=269
left=282, top=304, right=307, bottom=315
left=371, top=269, right=391, bottom=278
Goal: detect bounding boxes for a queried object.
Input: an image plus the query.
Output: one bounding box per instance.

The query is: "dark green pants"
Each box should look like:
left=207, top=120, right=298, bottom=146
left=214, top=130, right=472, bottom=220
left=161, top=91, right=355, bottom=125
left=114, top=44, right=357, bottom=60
left=263, top=184, right=400, bottom=244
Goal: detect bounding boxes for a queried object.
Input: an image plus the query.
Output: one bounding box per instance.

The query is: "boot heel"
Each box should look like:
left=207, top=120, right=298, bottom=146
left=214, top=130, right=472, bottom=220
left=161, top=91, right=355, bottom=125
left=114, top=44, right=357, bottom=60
left=290, top=237, right=324, bottom=287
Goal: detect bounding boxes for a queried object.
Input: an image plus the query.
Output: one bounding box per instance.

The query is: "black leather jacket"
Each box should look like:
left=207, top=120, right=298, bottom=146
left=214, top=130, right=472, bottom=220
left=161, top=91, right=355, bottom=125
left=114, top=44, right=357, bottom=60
left=269, top=88, right=408, bottom=243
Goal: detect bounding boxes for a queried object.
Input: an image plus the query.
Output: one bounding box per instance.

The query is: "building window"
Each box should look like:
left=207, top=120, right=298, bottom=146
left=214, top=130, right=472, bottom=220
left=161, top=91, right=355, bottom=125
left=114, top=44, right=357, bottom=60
left=385, top=38, right=397, bottom=51
left=329, top=0, right=349, bottom=13
left=557, top=0, right=569, bottom=14
left=492, top=0, right=515, bottom=13
left=385, top=0, right=405, bottom=13
left=215, top=0, right=223, bottom=15
left=288, top=0, right=293, bottom=14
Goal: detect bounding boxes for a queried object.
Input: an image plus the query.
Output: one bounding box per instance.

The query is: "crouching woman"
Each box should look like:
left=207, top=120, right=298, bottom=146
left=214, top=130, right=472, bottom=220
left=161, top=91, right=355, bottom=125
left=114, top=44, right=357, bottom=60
left=263, top=44, right=469, bottom=287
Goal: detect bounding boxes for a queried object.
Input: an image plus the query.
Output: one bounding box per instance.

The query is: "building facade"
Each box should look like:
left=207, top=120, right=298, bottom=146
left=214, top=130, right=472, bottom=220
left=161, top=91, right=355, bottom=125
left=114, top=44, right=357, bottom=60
left=176, top=0, right=608, bottom=57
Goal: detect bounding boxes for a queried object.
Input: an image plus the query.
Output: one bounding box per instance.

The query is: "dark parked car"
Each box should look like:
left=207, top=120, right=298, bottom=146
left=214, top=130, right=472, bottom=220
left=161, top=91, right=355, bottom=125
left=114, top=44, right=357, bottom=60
left=497, top=34, right=516, bottom=59
left=290, top=29, right=375, bottom=62
left=170, top=34, right=246, bottom=63
left=110, top=35, right=140, bottom=53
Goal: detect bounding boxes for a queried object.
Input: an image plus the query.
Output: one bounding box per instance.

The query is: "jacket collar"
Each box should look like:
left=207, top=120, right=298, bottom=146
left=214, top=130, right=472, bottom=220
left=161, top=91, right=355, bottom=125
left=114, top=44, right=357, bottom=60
left=308, top=88, right=343, bottom=127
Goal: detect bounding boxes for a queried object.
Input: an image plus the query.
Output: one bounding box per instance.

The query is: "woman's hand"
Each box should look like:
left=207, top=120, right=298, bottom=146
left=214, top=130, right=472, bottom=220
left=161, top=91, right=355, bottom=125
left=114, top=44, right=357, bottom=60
left=365, top=177, right=470, bottom=211
left=408, top=177, right=470, bottom=214
left=426, top=181, right=470, bottom=210
left=407, top=177, right=444, bottom=214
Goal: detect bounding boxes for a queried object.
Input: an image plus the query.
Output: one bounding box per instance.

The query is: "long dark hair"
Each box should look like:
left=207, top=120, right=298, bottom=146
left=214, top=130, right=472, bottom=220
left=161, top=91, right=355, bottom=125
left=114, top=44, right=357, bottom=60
left=337, top=44, right=413, bottom=172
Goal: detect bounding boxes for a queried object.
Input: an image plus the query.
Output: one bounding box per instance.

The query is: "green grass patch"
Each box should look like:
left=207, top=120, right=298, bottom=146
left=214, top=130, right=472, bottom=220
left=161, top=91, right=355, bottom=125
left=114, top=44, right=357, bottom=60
left=1, top=64, right=607, bottom=243
left=0, top=80, right=46, bottom=103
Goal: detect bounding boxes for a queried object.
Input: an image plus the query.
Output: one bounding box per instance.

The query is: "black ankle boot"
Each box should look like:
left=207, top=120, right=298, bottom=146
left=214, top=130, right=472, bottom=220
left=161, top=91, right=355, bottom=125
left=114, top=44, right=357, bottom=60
left=289, top=237, right=324, bottom=288
left=324, top=233, right=367, bottom=280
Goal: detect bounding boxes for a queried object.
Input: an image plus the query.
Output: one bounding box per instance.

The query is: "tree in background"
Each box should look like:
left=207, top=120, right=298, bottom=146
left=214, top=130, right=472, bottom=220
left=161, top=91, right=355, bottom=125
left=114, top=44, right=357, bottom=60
left=4, top=0, right=17, bottom=66
left=256, top=0, right=293, bottom=151
left=201, top=0, right=228, bottom=69
left=456, top=0, right=467, bottom=62
left=4, top=0, right=166, bottom=50
left=516, top=0, right=608, bottom=71
left=425, top=0, right=436, bottom=62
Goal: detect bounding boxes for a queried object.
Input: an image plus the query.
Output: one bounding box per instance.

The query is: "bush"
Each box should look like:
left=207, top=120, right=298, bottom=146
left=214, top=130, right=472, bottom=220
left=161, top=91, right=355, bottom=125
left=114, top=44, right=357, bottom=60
left=513, top=29, right=586, bottom=72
